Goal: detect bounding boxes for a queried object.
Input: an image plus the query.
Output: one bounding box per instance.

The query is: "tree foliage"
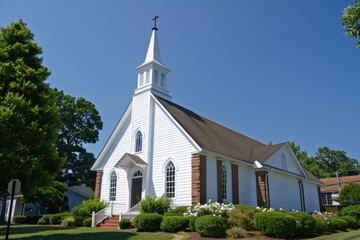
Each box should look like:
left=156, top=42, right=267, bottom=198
left=290, top=142, right=359, bottom=179
left=0, top=20, right=64, bottom=196
left=342, top=0, right=360, bottom=47
left=55, top=89, right=102, bottom=186
left=338, top=183, right=360, bottom=206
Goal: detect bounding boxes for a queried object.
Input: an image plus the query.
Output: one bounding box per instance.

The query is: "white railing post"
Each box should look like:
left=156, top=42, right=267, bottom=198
left=91, top=211, right=95, bottom=228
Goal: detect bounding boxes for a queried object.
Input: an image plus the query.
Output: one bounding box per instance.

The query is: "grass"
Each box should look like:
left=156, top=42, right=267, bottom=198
left=311, top=230, right=360, bottom=240
left=0, top=225, right=174, bottom=240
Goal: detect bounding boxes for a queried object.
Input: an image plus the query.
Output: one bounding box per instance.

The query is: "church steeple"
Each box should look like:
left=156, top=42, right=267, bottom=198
left=135, top=16, right=171, bottom=100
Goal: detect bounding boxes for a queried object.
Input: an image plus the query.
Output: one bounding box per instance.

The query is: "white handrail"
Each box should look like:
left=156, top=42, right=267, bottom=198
left=91, top=202, right=112, bottom=228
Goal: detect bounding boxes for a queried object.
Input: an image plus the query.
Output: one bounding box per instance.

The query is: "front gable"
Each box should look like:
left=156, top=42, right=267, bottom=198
left=263, top=143, right=306, bottom=177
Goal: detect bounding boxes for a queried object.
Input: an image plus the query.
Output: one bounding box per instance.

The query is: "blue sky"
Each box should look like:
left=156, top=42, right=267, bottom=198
left=1, top=1, right=359, bottom=161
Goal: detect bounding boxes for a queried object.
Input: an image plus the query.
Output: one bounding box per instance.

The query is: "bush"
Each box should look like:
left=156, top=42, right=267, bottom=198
left=189, top=216, right=197, bottom=232
left=338, top=183, right=360, bottom=205
left=314, top=217, right=328, bottom=234
left=119, top=219, right=131, bottom=229
left=139, top=195, right=172, bottom=215
left=339, top=215, right=358, bottom=229
left=134, top=213, right=163, bottom=232
left=226, top=226, right=247, bottom=239
left=83, top=217, right=93, bottom=227
left=288, top=211, right=316, bottom=237
left=71, top=199, right=107, bottom=226
left=233, top=204, right=255, bottom=212
left=49, top=213, right=72, bottom=225
left=254, top=211, right=296, bottom=238
left=61, top=217, right=75, bottom=226
left=328, top=218, right=348, bottom=231
left=13, top=215, right=27, bottom=224
left=338, top=205, right=360, bottom=221
left=195, top=215, right=227, bottom=238
left=160, top=216, right=189, bottom=233
left=228, top=209, right=255, bottom=230
left=183, top=200, right=234, bottom=219
left=165, top=206, right=188, bottom=216
left=37, top=214, right=52, bottom=224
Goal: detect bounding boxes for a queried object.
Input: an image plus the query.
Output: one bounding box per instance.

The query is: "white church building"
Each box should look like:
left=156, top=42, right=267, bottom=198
left=91, top=22, right=323, bottom=216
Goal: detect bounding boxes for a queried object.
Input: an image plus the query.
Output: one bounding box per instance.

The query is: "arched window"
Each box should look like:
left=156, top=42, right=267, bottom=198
left=109, top=171, right=117, bottom=201
left=135, top=131, right=142, bottom=152
left=222, top=165, right=227, bottom=200
left=166, top=161, right=175, bottom=198
left=133, top=170, right=143, bottom=178
left=282, top=154, right=287, bottom=170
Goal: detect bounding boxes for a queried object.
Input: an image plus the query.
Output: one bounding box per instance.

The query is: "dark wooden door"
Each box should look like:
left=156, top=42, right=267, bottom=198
left=131, top=178, right=142, bottom=208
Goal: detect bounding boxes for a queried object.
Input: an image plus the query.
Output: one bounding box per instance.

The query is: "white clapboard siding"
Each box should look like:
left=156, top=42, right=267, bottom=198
left=151, top=98, right=198, bottom=206
left=206, top=156, right=218, bottom=202
left=265, top=147, right=304, bottom=176
left=238, top=164, right=257, bottom=206
left=100, top=113, right=132, bottom=202
left=303, top=181, right=321, bottom=212
left=268, top=171, right=302, bottom=210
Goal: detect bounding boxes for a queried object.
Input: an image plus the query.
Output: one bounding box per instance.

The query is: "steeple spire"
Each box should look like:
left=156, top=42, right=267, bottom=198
left=135, top=16, right=171, bottom=100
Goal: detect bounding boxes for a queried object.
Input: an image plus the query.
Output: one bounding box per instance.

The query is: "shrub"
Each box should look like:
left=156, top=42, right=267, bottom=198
left=189, top=216, right=197, bottom=232
left=13, top=215, right=27, bottom=224
left=328, top=218, right=348, bottom=231
left=160, top=216, right=189, bottom=233
left=165, top=206, right=188, bottom=216
left=314, top=217, right=328, bottom=234
left=49, top=213, right=72, bottom=225
left=37, top=214, right=52, bottom=224
left=71, top=199, right=107, bottom=226
left=226, top=226, right=247, bottom=239
left=337, top=183, right=360, bottom=205
left=119, top=219, right=131, bottom=229
left=254, top=211, right=296, bottom=238
left=338, top=205, right=360, bottom=221
left=61, top=217, right=75, bottom=226
left=183, top=200, right=234, bottom=218
left=228, top=209, right=255, bottom=230
left=134, top=213, right=163, bottom=232
left=288, top=211, right=316, bottom=237
left=139, top=195, right=172, bottom=215
left=195, top=215, right=227, bottom=238
left=233, top=204, right=255, bottom=212
left=339, top=215, right=358, bottom=229
left=83, top=217, right=93, bottom=227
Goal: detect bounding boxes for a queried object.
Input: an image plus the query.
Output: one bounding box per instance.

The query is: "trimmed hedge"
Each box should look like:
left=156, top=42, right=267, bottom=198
left=160, top=216, right=188, bottom=233
left=13, top=215, right=27, bottom=224
left=71, top=199, right=107, bottom=226
left=338, top=205, right=360, bottom=221
left=288, top=212, right=316, bottom=237
left=119, top=219, right=131, bottom=229
left=328, top=218, right=348, bottom=231
left=195, top=215, right=227, bottom=238
left=228, top=209, right=255, bottom=230
left=189, top=216, right=197, bottom=232
left=254, top=211, right=296, bottom=238
left=49, top=213, right=72, bottom=225
left=164, top=206, right=188, bottom=216
left=83, top=217, right=92, bottom=227
left=61, top=217, right=75, bottom=226
left=339, top=215, right=358, bottom=229
left=314, top=217, right=328, bottom=234
left=134, top=213, right=163, bottom=232
left=233, top=204, right=256, bottom=212
left=38, top=214, right=53, bottom=225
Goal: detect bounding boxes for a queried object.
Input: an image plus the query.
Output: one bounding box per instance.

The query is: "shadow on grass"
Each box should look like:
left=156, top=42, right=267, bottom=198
left=3, top=232, right=137, bottom=240
left=0, top=225, right=71, bottom=235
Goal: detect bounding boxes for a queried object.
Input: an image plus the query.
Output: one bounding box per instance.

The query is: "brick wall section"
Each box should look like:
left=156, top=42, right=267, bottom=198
left=192, top=154, right=207, bottom=205
left=256, top=171, right=268, bottom=207
left=217, top=160, right=223, bottom=203
left=94, top=170, right=102, bottom=200
left=231, top=164, right=239, bottom=204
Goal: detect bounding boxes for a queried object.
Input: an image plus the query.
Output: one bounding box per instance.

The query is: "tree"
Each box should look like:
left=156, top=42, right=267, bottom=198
left=55, top=89, right=103, bottom=187
left=0, top=20, right=64, bottom=222
left=337, top=183, right=360, bottom=206
left=342, top=0, right=360, bottom=47
left=24, top=181, right=68, bottom=216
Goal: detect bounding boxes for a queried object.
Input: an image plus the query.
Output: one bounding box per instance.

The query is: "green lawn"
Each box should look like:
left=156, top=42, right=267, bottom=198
left=0, top=225, right=174, bottom=240
left=311, top=230, right=360, bottom=240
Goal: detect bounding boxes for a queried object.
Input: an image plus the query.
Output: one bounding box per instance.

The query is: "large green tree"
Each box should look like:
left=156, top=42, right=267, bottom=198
left=55, top=89, right=102, bottom=187
left=0, top=20, right=64, bottom=195
left=342, top=0, right=360, bottom=47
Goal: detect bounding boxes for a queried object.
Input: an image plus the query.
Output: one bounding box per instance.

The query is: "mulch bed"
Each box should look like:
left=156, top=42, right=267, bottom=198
left=186, top=231, right=274, bottom=239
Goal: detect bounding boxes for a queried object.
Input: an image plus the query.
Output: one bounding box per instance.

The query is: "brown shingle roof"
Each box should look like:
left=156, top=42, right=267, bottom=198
left=320, top=175, right=360, bottom=192
left=156, top=96, right=271, bottom=162
left=250, top=143, right=287, bottom=163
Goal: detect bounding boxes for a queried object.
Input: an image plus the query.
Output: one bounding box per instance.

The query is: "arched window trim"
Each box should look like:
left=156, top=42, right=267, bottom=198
left=133, top=170, right=143, bottom=178
left=135, top=130, right=143, bottom=153
left=282, top=153, right=287, bottom=170
left=222, top=164, right=227, bottom=200
left=109, top=171, right=117, bottom=202
left=165, top=161, right=176, bottom=198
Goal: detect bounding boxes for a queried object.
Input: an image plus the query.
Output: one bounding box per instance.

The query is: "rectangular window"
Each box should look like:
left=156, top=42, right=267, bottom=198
left=146, top=70, right=150, bottom=84
left=139, top=73, right=144, bottom=87
left=321, top=193, right=332, bottom=206
left=154, top=70, right=159, bottom=85
left=160, top=73, right=165, bottom=87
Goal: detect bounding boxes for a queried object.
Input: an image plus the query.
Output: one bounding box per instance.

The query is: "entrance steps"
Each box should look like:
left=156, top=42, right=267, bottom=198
left=98, top=215, right=119, bottom=229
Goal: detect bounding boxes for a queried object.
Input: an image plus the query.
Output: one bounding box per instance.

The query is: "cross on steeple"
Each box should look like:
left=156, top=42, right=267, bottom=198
left=152, top=15, right=159, bottom=31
